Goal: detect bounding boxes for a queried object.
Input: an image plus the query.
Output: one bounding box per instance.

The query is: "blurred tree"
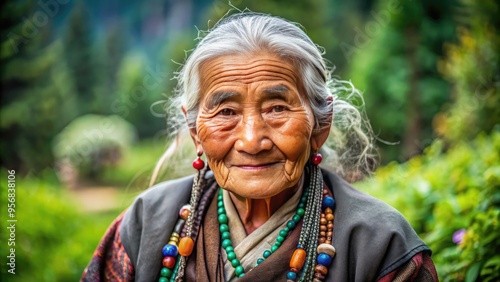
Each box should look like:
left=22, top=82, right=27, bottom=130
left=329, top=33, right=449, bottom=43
left=434, top=0, right=500, bottom=143
left=1, top=1, right=79, bottom=171
left=348, top=0, right=458, bottom=162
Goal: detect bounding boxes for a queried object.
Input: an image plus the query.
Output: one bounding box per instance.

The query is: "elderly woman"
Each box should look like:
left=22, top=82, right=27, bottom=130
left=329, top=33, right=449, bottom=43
left=82, top=13, right=437, bottom=282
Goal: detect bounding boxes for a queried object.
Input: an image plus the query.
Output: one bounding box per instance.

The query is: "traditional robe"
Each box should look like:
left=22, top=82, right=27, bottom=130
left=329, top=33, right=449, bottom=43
left=82, top=169, right=438, bottom=281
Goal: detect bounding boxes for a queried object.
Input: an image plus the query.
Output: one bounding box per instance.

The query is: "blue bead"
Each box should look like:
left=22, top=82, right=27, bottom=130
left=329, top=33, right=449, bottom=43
left=322, top=196, right=335, bottom=209
left=161, top=244, right=178, bottom=257
left=287, top=271, right=297, bottom=280
left=317, top=252, right=333, bottom=266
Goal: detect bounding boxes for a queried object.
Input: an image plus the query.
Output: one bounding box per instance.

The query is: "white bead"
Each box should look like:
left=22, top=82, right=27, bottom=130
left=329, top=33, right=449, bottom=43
left=317, top=243, right=336, bottom=258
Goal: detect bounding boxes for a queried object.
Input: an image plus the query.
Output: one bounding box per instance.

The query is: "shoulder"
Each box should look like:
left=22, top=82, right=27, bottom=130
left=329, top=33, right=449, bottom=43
left=120, top=175, right=194, bottom=268
left=322, top=169, right=430, bottom=281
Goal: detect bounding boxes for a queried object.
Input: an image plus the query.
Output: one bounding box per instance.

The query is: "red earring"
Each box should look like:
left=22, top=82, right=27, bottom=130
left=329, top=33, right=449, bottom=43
left=192, top=150, right=205, bottom=170
left=312, top=151, right=322, bottom=165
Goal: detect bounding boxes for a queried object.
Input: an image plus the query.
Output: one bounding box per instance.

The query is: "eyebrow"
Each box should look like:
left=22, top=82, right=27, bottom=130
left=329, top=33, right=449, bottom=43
left=263, top=84, right=292, bottom=101
left=204, top=91, right=239, bottom=109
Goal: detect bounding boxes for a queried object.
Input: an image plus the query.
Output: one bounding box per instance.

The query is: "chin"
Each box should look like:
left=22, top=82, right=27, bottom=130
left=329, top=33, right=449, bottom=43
left=225, top=180, right=293, bottom=199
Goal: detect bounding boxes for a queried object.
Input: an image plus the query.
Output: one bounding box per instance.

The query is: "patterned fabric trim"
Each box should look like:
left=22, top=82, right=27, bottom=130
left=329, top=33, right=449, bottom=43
left=377, top=252, right=438, bottom=282
left=81, top=212, right=134, bottom=281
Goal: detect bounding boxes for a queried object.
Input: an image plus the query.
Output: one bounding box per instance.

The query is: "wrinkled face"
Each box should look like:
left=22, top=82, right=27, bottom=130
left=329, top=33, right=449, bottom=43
left=191, top=52, right=320, bottom=199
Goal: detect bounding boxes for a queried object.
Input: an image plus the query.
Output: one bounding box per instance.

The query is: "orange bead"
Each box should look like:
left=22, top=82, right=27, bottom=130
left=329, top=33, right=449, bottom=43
left=325, top=214, right=334, bottom=221
left=178, top=237, right=195, bottom=256
left=289, top=248, right=307, bottom=270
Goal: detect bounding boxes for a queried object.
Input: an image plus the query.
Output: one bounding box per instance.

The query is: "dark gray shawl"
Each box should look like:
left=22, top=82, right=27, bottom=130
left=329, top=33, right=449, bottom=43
left=120, top=169, right=430, bottom=281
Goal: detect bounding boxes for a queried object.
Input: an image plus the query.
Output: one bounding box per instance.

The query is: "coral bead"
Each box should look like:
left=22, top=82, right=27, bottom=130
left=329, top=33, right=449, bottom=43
left=192, top=157, right=205, bottom=170
left=178, top=237, right=195, bottom=256
left=290, top=248, right=307, bottom=270
left=312, top=153, right=323, bottom=165
left=162, top=256, right=176, bottom=268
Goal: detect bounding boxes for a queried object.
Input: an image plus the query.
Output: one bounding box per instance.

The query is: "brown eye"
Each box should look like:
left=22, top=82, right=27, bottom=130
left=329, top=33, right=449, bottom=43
left=273, top=105, right=285, bottom=112
left=220, top=108, right=235, bottom=116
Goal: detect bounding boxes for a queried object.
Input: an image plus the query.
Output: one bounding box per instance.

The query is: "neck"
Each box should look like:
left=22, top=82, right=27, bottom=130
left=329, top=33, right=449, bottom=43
left=228, top=179, right=302, bottom=235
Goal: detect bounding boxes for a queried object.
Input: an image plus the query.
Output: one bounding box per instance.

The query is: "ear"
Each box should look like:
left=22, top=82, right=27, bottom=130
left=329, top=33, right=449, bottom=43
left=182, top=106, right=203, bottom=153
left=311, top=103, right=333, bottom=150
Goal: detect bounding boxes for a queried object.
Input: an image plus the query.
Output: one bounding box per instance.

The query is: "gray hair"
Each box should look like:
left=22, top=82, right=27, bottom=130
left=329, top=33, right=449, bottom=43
left=156, top=12, right=376, bottom=184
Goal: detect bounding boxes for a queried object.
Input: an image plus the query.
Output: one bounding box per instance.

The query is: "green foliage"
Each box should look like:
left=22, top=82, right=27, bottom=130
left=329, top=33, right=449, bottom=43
left=52, top=114, right=137, bottom=178
left=348, top=0, right=458, bottom=161
left=434, top=0, right=500, bottom=143
left=0, top=170, right=122, bottom=281
left=355, top=131, right=500, bottom=281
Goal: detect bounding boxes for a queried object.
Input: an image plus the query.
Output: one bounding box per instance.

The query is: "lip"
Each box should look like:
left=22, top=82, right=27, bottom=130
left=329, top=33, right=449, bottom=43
left=232, top=162, right=280, bottom=170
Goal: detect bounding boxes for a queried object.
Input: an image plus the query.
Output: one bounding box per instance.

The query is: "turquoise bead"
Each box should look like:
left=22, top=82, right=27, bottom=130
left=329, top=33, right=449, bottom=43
left=217, top=201, right=224, bottom=208
left=275, top=241, right=282, bottom=247
left=221, top=231, right=231, bottom=240
left=287, top=271, right=297, bottom=280
left=222, top=238, right=232, bottom=248
left=297, top=208, right=305, bottom=216
left=238, top=273, right=245, bottom=278
left=299, top=203, right=305, bottom=208
left=225, top=246, right=234, bottom=253
left=227, top=251, right=236, bottom=260
left=220, top=224, right=229, bottom=233
left=159, top=277, right=168, bottom=282
left=271, top=245, right=279, bottom=252
left=235, top=265, right=244, bottom=276
left=287, top=220, right=296, bottom=229
left=263, top=250, right=272, bottom=258
left=257, top=258, right=264, bottom=264
left=218, top=214, right=228, bottom=224
left=277, top=235, right=285, bottom=243
left=231, top=258, right=240, bottom=267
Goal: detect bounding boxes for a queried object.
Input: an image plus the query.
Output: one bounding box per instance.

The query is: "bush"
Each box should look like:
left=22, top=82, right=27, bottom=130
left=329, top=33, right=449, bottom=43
left=355, top=130, right=500, bottom=281
left=0, top=170, right=122, bottom=281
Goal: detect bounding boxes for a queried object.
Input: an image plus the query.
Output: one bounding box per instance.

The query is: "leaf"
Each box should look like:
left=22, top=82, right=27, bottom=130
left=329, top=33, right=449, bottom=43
left=465, top=261, right=482, bottom=282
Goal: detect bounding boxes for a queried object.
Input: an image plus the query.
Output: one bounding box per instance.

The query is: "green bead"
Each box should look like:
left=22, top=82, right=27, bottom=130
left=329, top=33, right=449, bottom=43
left=217, top=201, right=224, bottom=208
left=225, top=246, right=234, bottom=253
left=159, top=277, right=168, bottom=282
left=221, top=231, right=231, bottom=240
left=299, top=203, right=305, bottom=208
left=292, top=214, right=301, bottom=223
left=222, top=238, right=232, bottom=248
left=279, top=229, right=289, bottom=237
left=287, top=220, right=296, bottom=229
left=218, top=214, right=228, bottom=224
left=220, top=224, right=229, bottom=233
left=218, top=193, right=223, bottom=200
left=257, top=258, right=264, bottom=264
left=263, top=250, right=272, bottom=258
left=235, top=265, right=245, bottom=276
left=297, top=208, right=305, bottom=216
left=227, top=251, right=236, bottom=261
left=161, top=267, right=172, bottom=278
left=238, top=273, right=245, bottom=278
left=275, top=241, right=282, bottom=247
left=231, top=258, right=241, bottom=267
left=277, top=235, right=285, bottom=243
left=217, top=207, right=226, bottom=215
left=271, top=245, right=279, bottom=252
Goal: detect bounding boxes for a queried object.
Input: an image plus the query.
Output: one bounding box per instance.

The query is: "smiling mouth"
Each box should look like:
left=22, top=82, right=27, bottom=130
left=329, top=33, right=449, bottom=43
left=233, top=162, right=280, bottom=170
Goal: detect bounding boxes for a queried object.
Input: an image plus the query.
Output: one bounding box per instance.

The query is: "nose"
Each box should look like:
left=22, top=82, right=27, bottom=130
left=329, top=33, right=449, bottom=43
left=234, top=113, right=273, bottom=154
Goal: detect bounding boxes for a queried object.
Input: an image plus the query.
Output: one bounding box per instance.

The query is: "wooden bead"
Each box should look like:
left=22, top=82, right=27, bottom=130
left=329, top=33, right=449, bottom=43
left=320, top=231, right=326, bottom=237
left=320, top=218, right=327, bottom=225
left=327, top=223, right=334, bottom=229
left=178, top=237, right=195, bottom=256
left=314, top=264, right=328, bottom=275
left=327, top=231, right=333, bottom=237
left=320, top=225, right=327, bottom=231
left=325, top=214, right=334, bottom=221
left=323, top=189, right=329, bottom=195
left=325, top=208, right=333, bottom=214
left=317, top=244, right=336, bottom=258
left=318, top=237, right=326, bottom=243
left=314, top=272, right=326, bottom=279
left=290, top=248, right=307, bottom=270
left=325, top=240, right=331, bottom=244
left=313, top=278, right=323, bottom=282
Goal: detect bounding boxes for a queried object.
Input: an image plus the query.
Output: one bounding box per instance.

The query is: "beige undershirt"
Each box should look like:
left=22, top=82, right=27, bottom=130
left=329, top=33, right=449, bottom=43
left=222, top=177, right=304, bottom=281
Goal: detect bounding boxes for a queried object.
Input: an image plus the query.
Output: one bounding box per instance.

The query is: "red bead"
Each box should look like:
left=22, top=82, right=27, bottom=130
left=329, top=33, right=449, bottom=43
left=162, top=256, right=176, bottom=268
left=192, top=157, right=205, bottom=170
left=312, top=153, right=323, bottom=165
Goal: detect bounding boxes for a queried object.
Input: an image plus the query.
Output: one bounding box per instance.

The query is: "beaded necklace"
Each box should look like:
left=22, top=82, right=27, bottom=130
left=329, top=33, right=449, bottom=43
left=158, top=165, right=336, bottom=281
